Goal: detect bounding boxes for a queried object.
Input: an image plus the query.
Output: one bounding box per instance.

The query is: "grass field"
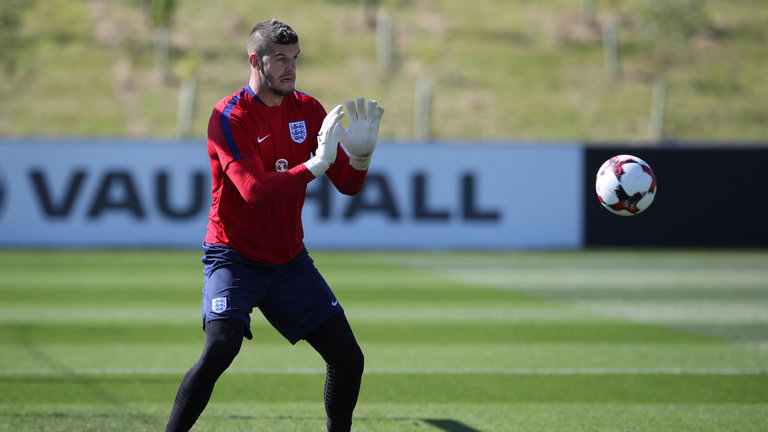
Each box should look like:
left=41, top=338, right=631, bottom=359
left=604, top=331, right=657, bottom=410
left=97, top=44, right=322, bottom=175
left=1, top=249, right=767, bottom=431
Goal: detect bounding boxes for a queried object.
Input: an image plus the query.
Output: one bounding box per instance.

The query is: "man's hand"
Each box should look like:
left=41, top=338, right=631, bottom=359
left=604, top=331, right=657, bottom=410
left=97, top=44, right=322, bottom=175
left=340, top=97, right=384, bottom=170
left=305, top=104, right=345, bottom=177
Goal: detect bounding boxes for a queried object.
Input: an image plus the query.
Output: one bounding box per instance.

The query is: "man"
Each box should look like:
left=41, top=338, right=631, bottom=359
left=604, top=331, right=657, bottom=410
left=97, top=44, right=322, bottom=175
left=165, top=19, right=384, bottom=432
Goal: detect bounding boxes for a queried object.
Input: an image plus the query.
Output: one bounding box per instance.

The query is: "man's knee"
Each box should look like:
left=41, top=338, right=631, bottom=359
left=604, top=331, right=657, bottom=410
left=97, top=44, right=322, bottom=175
left=348, top=346, right=364, bottom=372
left=333, top=344, right=364, bottom=376
left=200, top=319, right=244, bottom=369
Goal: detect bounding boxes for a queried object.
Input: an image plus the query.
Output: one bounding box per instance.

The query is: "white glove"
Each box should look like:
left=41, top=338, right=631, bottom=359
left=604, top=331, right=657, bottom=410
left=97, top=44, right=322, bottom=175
left=339, top=97, right=384, bottom=170
left=305, top=104, right=345, bottom=177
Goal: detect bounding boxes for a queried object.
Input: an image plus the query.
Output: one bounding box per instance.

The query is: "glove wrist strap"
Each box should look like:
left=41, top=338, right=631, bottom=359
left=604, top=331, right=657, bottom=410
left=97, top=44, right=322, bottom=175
left=305, top=156, right=332, bottom=177
left=349, top=155, right=371, bottom=171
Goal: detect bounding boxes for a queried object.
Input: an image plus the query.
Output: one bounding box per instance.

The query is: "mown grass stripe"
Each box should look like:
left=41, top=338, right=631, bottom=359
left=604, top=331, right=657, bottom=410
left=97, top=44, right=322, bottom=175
left=0, top=306, right=590, bottom=323
left=2, top=367, right=765, bottom=376
left=0, top=321, right=719, bottom=344
left=3, top=373, right=767, bottom=404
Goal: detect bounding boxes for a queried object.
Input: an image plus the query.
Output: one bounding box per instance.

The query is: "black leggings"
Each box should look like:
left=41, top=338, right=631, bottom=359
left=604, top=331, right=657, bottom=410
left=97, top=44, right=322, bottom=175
left=166, top=312, right=364, bottom=432
left=305, top=312, right=365, bottom=432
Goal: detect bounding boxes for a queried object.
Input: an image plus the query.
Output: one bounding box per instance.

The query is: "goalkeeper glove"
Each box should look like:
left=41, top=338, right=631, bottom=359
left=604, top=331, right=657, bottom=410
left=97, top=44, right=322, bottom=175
left=305, top=104, right=345, bottom=177
left=340, top=97, right=384, bottom=170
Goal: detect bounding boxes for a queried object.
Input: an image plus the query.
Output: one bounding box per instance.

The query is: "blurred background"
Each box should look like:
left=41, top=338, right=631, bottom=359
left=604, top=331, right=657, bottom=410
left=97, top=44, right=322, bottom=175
left=1, top=0, right=766, bottom=141
left=1, top=0, right=767, bottom=249
left=1, top=3, right=767, bottom=431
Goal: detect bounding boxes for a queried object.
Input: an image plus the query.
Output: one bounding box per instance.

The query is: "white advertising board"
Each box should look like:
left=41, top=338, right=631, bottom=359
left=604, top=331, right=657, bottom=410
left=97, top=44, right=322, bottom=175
left=0, top=140, right=583, bottom=249
left=0, top=139, right=211, bottom=247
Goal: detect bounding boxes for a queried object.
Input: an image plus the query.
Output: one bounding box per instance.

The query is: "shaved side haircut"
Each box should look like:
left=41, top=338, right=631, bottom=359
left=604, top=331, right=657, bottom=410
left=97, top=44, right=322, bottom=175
left=247, top=19, right=299, bottom=58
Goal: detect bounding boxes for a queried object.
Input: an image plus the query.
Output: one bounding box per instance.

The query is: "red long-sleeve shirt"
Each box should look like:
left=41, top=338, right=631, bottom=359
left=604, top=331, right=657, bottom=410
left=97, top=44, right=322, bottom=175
left=205, top=85, right=367, bottom=264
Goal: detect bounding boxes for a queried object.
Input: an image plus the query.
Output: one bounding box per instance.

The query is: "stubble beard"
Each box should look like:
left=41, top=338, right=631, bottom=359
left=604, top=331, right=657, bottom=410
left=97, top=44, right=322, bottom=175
left=260, top=70, right=294, bottom=97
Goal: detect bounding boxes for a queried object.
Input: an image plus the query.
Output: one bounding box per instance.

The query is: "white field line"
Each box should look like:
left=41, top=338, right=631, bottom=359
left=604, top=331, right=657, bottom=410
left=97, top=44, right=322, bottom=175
left=1, top=367, right=765, bottom=377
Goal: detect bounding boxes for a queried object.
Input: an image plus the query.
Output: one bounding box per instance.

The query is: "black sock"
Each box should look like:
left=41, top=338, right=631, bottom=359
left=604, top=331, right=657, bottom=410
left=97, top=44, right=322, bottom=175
left=165, top=319, right=244, bottom=432
left=305, top=313, right=365, bottom=432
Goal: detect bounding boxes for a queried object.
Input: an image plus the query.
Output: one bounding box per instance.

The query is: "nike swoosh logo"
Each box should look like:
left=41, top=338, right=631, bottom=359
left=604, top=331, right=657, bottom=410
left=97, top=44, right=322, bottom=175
left=331, top=299, right=338, bottom=306
left=257, top=134, right=270, bottom=143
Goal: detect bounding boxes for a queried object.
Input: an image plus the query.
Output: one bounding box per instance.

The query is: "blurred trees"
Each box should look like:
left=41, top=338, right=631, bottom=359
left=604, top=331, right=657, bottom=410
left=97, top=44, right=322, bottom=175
left=0, top=0, right=32, bottom=80
left=146, top=0, right=176, bottom=83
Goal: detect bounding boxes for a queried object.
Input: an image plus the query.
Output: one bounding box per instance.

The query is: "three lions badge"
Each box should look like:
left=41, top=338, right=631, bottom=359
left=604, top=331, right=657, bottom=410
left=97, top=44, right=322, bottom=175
left=288, top=121, right=307, bottom=144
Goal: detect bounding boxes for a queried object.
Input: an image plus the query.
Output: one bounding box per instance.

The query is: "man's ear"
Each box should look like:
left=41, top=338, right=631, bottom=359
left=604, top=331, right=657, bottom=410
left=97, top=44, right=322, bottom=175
left=249, top=54, right=260, bottom=69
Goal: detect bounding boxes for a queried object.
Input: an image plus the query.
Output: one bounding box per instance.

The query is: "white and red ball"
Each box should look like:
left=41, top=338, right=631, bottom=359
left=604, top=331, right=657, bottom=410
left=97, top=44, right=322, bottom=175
left=595, top=154, right=657, bottom=216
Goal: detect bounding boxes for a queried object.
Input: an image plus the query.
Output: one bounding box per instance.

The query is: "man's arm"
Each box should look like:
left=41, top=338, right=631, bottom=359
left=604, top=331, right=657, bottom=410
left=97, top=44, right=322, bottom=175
left=325, top=144, right=368, bottom=196
left=221, top=105, right=345, bottom=208
left=226, top=157, right=315, bottom=208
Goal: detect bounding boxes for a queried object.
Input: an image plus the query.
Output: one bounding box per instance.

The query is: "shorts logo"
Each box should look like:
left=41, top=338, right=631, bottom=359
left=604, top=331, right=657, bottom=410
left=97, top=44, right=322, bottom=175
left=212, top=297, right=227, bottom=313
left=288, top=121, right=307, bottom=144
left=275, top=158, right=288, bottom=172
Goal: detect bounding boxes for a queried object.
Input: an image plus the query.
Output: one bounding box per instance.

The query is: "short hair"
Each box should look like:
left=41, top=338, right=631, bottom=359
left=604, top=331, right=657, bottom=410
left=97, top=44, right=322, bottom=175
left=247, top=19, right=299, bottom=58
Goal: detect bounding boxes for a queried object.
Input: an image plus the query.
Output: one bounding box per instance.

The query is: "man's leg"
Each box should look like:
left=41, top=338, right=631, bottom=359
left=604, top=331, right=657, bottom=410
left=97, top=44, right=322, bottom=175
left=165, top=319, right=244, bottom=432
left=305, top=312, right=365, bottom=432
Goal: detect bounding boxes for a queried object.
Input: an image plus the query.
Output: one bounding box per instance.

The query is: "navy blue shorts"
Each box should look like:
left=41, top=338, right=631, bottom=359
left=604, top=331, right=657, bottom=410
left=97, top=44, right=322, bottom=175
left=200, top=243, right=343, bottom=344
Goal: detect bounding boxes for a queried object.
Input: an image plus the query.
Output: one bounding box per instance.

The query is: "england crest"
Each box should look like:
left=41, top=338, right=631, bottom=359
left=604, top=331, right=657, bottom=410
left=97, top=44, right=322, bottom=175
left=288, top=121, right=307, bottom=143
left=212, top=297, right=227, bottom=313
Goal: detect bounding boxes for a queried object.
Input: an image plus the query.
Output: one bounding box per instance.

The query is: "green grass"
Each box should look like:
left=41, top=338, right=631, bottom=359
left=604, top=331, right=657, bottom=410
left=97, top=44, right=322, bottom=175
left=1, top=249, right=768, bottom=431
left=1, top=0, right=767, bottom=140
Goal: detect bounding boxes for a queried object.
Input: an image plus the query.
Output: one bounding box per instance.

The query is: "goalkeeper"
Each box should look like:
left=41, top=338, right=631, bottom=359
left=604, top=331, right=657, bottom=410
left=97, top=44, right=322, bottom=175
left=165, top=19, right=384, bottom=432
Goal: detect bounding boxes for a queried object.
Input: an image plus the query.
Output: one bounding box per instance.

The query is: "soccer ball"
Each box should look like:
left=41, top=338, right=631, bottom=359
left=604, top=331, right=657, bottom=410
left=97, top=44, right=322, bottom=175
left=595, top=154, right=657, bottom=216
